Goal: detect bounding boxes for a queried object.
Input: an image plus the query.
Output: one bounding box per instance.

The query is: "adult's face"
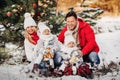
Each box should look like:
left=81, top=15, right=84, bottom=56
left=66, top=16, right=77, bottom=31
left=26, top=26, right=35, bottom=34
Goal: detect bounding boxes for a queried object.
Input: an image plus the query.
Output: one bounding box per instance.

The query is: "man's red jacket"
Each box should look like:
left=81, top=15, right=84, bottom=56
left=58, top=18, right=99, bottom=55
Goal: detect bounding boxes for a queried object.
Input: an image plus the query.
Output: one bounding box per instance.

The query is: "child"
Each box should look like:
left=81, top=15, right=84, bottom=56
left=58, top=35, right=83, bottom=75
left=24, top=12, right=39, bottom=62
left=32, top=24, right=60, bottom=73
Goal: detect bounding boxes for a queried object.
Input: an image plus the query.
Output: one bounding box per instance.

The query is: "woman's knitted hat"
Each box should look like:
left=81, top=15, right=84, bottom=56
left=24, top=12, right=37, bottom=29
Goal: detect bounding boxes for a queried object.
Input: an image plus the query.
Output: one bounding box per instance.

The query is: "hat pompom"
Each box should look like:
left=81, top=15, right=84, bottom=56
left=24, top=13, right=31, bottom=18
left=64, top=31, right=72, bottom=37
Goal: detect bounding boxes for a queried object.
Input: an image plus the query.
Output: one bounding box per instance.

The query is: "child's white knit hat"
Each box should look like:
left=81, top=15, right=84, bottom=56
left=38, top=22, right=50, bottom=34
left=64, top=35, right=76, bottom=46
left=24, top=12, right=37, bottom=29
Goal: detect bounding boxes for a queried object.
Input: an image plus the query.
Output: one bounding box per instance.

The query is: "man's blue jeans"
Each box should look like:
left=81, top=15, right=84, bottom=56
left=83, top=51, right=100, bottom=65
left=54, top=51, right=100, bottom=68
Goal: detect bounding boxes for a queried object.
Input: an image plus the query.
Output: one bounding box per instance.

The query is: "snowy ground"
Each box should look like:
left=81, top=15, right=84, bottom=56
left=97, top=31, right=120, bottom=67
left=0, top=17, right=120, bottom=80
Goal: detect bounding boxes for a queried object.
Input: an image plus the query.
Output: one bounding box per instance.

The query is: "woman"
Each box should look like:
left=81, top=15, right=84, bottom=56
left=24, top=12, right=39, bottom=62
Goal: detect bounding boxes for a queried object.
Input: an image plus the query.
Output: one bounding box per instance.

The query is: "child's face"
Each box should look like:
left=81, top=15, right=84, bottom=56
left=42, top=29, right=50, bottom=35
left=26, top=26, right=36, bottom=34
left=67, top=41, right=75, bottom=48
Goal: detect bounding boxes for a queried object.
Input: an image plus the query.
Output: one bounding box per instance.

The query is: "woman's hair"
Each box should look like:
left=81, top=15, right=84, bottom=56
left=65, top=11, right=77, bottom=21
